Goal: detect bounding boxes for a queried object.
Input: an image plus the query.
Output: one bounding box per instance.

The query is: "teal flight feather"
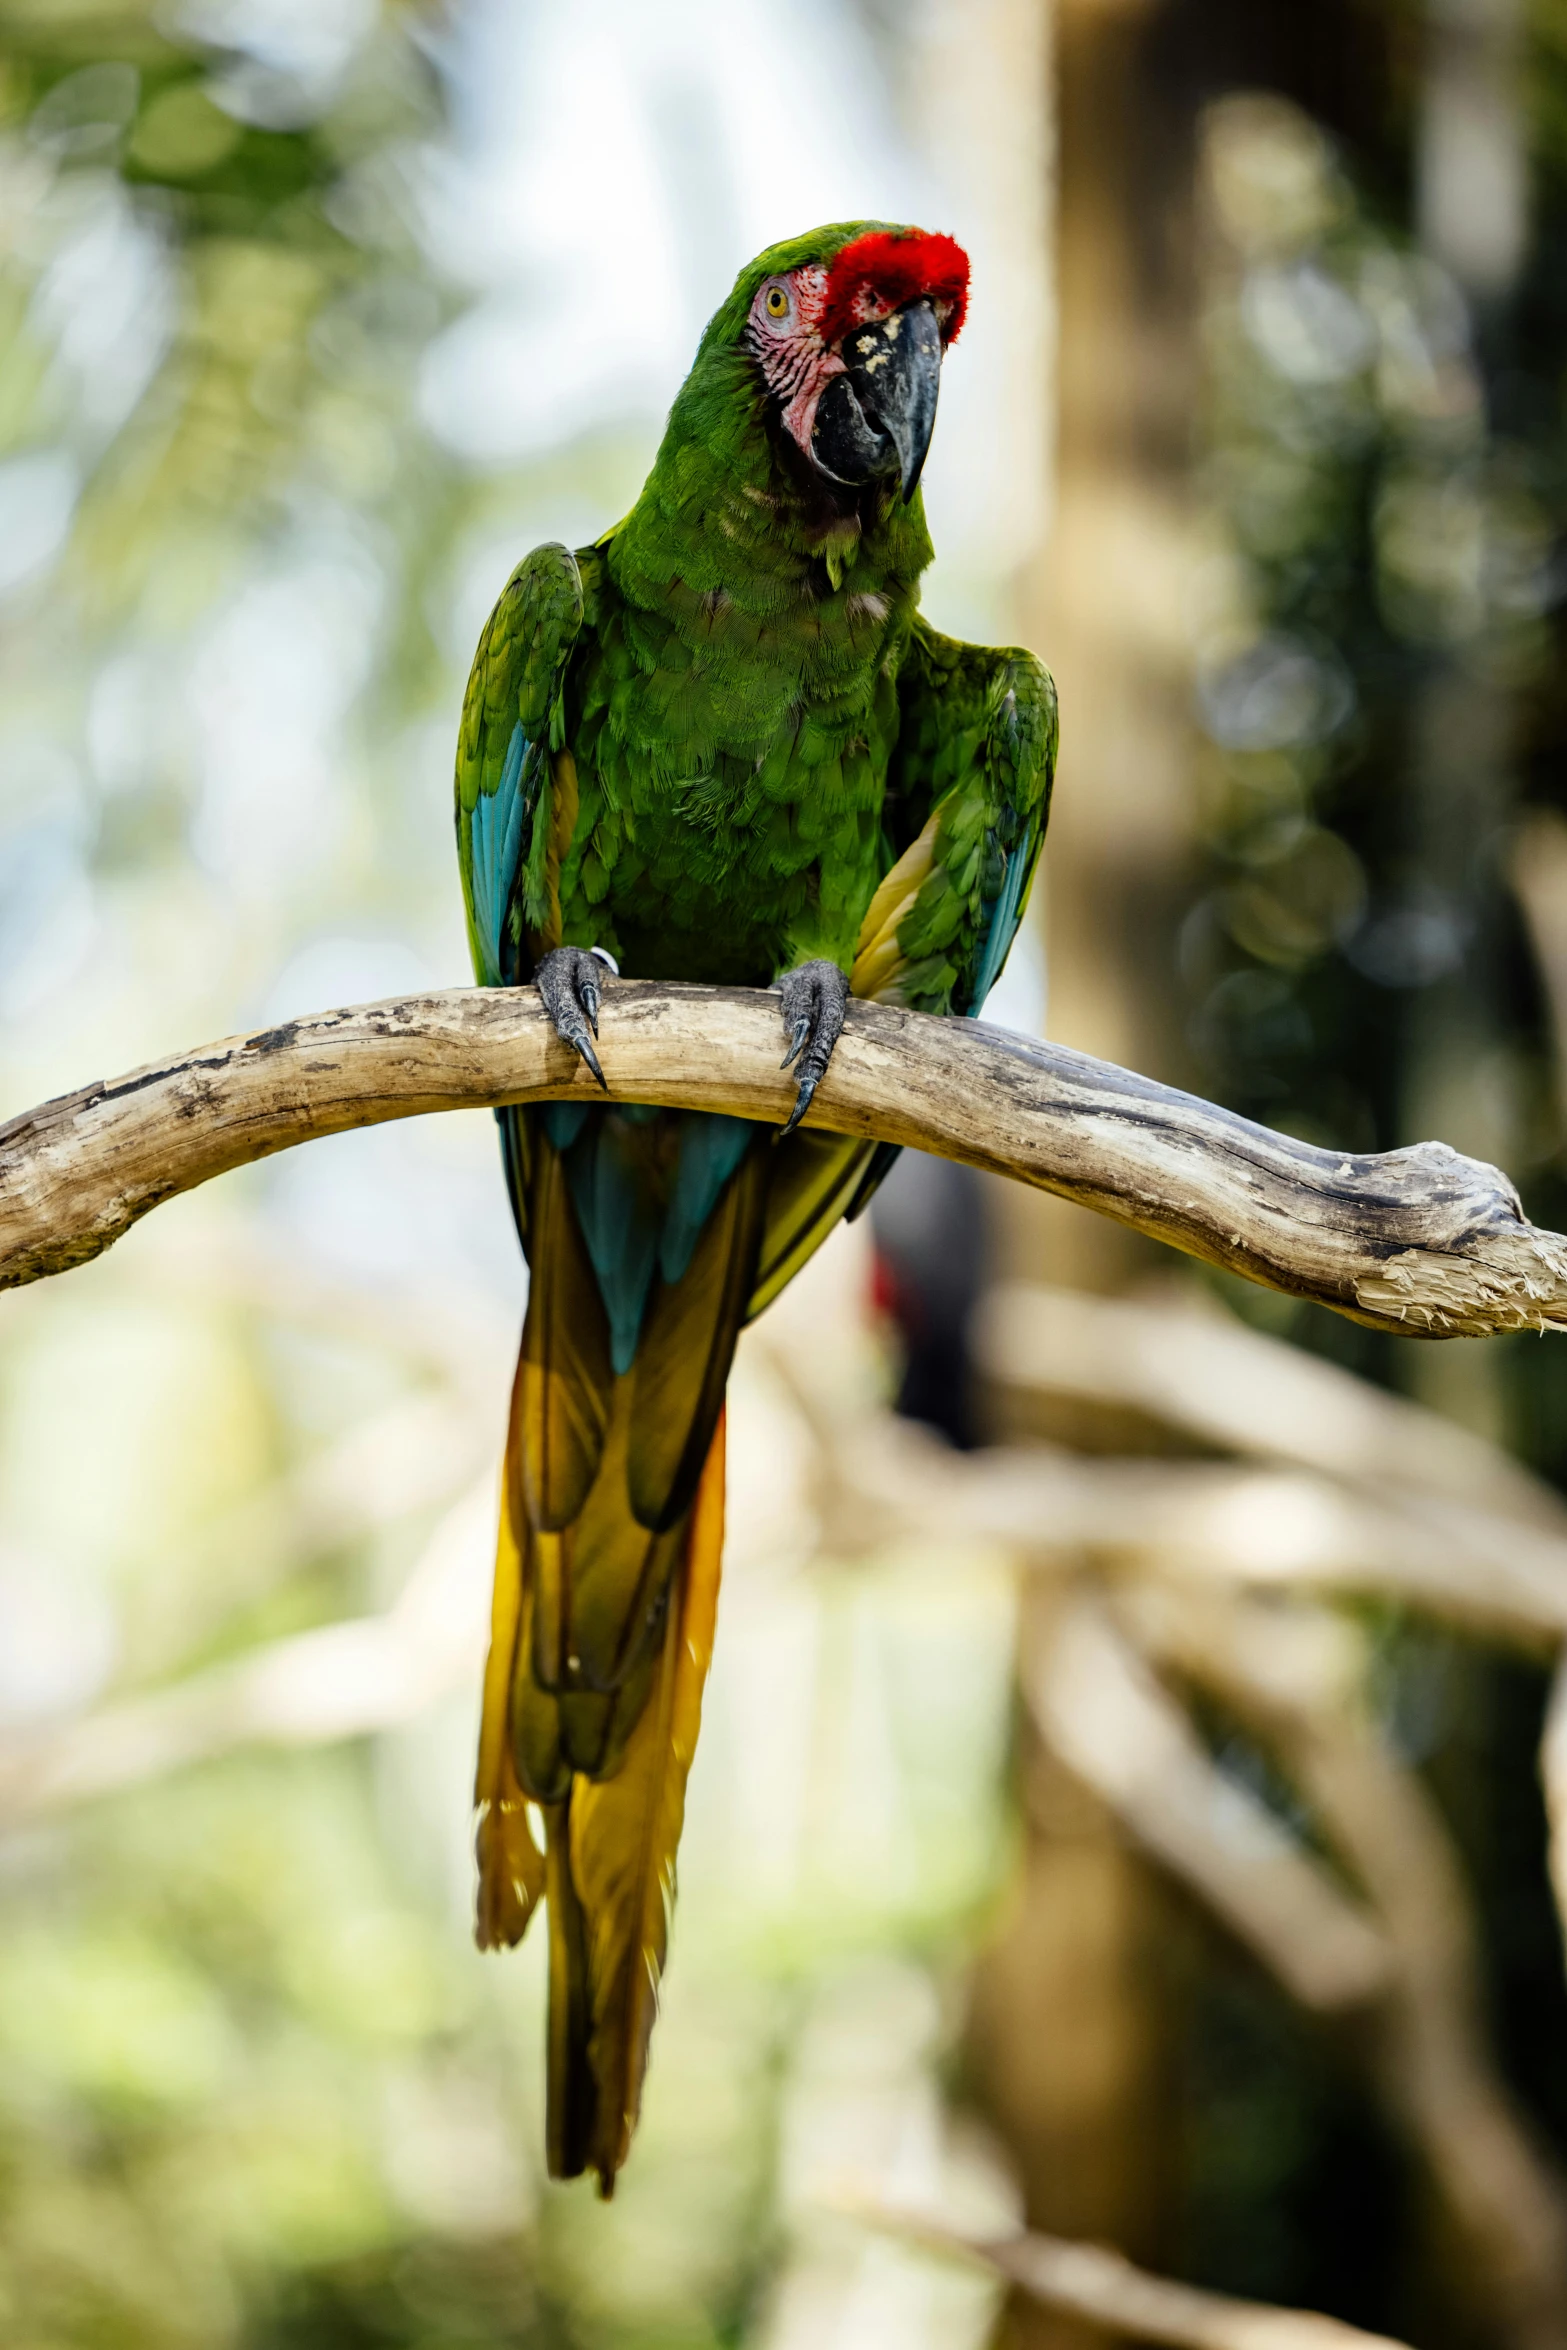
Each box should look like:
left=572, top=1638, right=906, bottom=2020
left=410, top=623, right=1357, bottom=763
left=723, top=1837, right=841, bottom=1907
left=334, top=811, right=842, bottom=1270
left=972, top=841, right=1029, bottom=1012
left=469, top=720, right=530, bottom=986
left=660, top=1114, right=754, bottom=1284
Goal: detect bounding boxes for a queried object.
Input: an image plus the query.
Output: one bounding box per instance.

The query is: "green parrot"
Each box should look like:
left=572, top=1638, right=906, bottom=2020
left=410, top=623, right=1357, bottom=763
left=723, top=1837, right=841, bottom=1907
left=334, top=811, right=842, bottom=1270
left=454, top=220, right=1057, bottom=2192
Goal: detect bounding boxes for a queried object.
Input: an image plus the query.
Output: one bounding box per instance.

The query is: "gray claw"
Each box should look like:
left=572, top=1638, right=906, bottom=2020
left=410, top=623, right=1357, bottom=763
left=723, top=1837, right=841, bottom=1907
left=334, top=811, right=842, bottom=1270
left=775, top=959, right=848, bottom=1137
left=782, top=1014, right=811, bottom=1069
left=535, top=945, right=611, bottom=1090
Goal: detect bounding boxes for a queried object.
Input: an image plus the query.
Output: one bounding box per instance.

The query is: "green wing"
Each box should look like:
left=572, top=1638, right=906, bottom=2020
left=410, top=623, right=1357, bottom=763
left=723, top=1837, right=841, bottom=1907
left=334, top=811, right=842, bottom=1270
left=850, top=617, right=1058, bottom=1016
left=747, top=622, right=1057, bottom=1307
left=455, top=541, right=585, bottom=989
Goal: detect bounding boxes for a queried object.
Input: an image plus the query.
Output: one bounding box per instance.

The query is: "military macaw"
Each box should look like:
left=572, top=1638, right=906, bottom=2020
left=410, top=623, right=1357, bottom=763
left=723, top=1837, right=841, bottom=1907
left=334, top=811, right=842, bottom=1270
left=454, top=221, right=1057, bottom=2193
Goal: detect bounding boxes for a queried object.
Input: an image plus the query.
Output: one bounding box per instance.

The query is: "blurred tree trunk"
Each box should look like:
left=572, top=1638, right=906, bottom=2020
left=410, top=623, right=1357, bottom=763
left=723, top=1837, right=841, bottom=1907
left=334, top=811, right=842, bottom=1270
left=1001, top=0, right=1199, bottom=1311
left=1402, top=0, right=1527, bottom=1453
left=966, top=1605, right=1184, bottom=2350
left=957, top=8, right=1194, bottom=2343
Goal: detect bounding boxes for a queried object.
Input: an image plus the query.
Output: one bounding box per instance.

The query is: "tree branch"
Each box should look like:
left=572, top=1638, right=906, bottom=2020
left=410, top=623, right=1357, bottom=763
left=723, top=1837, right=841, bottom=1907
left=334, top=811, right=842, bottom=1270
left=3, top=980, right=1565, bottom=1336
left=0, top=1482, right=491, bottom=1824
left=1027, top=1592, right=1395, bottom=2015
left=1125, top=1582, right=1567, bottom=2345
left=843, top=2203, right=1413, bottom=2349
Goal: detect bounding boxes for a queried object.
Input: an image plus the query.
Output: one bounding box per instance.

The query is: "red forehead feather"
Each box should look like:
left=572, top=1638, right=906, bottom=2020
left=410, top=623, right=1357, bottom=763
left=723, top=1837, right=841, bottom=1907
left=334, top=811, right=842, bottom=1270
left=819, top=229, right=970, bottom=347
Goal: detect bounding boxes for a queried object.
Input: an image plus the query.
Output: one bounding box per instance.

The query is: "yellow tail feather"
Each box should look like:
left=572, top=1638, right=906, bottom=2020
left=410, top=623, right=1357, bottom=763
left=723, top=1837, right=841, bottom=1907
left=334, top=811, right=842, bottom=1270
left=569, top=1408, right=726, bottom=2191
left=474, top=1397, right=727, bottom=2191
left=474, top=1356, right=546, bottom=1950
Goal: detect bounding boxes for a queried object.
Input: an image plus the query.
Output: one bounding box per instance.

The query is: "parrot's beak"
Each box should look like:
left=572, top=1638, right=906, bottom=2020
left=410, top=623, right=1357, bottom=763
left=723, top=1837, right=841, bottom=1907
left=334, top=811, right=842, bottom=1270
left=810, top=297, right=944, bottom=500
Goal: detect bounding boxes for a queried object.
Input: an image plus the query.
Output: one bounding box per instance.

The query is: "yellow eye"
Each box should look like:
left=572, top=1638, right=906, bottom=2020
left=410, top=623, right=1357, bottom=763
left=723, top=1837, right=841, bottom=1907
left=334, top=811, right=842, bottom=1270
left=764, top=284, right=789, bottom=319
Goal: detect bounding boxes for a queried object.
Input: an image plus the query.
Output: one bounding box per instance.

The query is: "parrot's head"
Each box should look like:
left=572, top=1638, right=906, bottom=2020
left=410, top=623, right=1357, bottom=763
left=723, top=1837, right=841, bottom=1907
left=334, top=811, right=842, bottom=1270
left=724, top=223, right=969, bottom=505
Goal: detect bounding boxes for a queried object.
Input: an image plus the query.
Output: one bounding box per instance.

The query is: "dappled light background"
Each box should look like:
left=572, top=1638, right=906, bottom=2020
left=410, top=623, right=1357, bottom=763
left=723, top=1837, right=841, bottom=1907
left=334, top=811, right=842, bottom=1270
left=12, top=3, right=1567, bottom=2347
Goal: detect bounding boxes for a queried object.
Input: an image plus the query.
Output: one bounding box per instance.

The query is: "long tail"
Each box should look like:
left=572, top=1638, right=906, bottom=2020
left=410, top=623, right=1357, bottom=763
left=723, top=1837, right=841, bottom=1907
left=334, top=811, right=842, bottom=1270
left=474, top=1113, right=761, bottom=2192
left=476, top=1385, right=727, bottom=2195
left=472, top=1108, right=884, bottom=2190
left=545, top=1413, right=725, bottom=2185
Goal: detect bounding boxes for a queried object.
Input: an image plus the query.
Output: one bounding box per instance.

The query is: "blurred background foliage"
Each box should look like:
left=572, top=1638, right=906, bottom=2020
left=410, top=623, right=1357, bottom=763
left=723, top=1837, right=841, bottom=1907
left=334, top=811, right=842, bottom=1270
left=13, top=1, right=1567, bottom=2347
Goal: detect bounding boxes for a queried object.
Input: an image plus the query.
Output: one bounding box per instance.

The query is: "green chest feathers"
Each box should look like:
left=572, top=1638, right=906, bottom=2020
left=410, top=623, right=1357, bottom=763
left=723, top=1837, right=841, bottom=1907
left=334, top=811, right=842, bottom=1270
left=555, top=544, right=921, bottom=985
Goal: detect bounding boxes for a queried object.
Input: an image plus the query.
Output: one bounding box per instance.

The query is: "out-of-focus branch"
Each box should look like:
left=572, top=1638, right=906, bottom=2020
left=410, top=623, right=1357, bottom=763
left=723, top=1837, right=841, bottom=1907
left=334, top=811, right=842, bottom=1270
left=129, top=1388, right=491, bottom=1681
left=135, top=1222, right=518, bottom=1412
left=1536, top=1655, right=1567, bottom=1990
left=764, top=1331, right=1567, bottom=2341
left=1511, top=813, right=1567, bottom=1119
left=1128, top=1585, right=1567, bottom=2350
left=1026, top=1593, right=1393, bottom=2013
left=830, top=1416, right=1567, bottom=1647
left=0, top=1482, right=492, bottom=1823
left=777, top=1276, right=1567, bottom=2339
left=848, top=2203, right=1412, bottom=2349
left=976, top=1283, right=1567, bottom=1528
left=4, top=982, right=1567, bottom=1336
left=777, top=1283, right=1567, bottom=1642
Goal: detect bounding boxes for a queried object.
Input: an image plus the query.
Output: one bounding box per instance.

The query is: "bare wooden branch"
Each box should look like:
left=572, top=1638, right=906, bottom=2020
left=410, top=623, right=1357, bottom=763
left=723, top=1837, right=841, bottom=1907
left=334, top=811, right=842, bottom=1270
left=4, top=982, right=1567, bottom=1336
left=845, top=2203, right=1413, bottom=2349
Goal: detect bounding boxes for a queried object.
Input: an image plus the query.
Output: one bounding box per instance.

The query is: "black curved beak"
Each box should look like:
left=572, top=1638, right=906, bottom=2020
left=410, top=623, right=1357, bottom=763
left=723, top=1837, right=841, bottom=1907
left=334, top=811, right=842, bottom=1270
left=810, top=296, right=943, bottom=500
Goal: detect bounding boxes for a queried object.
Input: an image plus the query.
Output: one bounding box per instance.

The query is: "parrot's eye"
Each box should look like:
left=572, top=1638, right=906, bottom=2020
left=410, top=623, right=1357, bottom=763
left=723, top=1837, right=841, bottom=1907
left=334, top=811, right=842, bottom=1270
left=764, top=284, right=790, bottom=320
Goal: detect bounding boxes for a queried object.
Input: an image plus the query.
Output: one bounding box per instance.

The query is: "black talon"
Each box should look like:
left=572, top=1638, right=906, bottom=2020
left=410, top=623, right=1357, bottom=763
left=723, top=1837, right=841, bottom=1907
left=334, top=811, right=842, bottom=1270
left=774, top=959, right=848, bottom=1137
left=535, top=945, right=611, bottom=1090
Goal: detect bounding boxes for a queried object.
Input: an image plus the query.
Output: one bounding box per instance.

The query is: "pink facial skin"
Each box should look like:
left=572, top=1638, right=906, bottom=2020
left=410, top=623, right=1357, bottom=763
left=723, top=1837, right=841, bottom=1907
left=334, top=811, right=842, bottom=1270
left=744, top=265, right=847, bottom=459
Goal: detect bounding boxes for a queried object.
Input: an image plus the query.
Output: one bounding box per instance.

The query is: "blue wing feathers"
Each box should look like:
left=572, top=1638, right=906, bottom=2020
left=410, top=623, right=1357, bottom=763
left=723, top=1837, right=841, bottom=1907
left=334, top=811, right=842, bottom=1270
left=471, top=720, right=531, bottom=986
left=564, top=1118, right=665, bottom=1377
left=549, top=1109, right=756, bottom=1374
left=661, top=1115, right=753, bottom=1283
left=542, top=1102, right=592, bottom=1153
left=970, top=839, right=1029, bottom=1013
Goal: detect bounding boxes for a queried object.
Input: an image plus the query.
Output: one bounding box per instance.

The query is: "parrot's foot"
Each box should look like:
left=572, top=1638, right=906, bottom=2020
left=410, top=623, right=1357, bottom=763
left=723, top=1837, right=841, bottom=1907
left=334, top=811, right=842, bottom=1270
left=535, top=945, right=617, bottom=1090
left=776, top=959, right=848, bottom=1137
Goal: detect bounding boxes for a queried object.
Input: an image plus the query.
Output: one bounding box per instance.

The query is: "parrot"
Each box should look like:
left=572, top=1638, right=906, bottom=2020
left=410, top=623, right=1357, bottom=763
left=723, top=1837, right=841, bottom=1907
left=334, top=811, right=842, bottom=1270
left=453, top=220, right=1057, bottom=2194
